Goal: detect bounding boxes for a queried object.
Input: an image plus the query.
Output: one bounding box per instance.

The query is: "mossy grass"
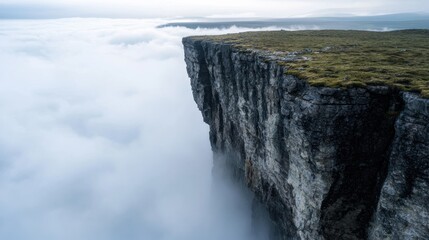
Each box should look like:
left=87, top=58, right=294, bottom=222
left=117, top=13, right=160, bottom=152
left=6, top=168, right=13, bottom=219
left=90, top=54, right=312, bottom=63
left=192, top=30, right=429, bottom=98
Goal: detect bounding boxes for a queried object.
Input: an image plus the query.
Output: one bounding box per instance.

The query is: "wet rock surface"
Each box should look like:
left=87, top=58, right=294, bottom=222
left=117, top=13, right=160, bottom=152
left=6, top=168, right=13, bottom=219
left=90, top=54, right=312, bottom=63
left=183, top=37, right=429, bottom=240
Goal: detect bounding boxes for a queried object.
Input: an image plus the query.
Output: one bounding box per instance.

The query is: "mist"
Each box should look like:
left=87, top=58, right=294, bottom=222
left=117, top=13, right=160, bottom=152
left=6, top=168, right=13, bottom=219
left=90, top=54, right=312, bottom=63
left=0, top=18, right=283, bottom=240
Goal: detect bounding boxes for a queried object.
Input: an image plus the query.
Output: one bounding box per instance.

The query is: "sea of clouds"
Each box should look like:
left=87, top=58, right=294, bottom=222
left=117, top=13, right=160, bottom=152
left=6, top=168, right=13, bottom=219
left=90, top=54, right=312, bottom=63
left=0, top=18, right=282, bottom=240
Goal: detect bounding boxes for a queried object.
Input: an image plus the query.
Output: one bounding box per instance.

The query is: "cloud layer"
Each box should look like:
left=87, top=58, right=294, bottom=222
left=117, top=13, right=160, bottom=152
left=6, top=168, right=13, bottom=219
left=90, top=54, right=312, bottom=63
left=0, top=19, right=281, bottom=240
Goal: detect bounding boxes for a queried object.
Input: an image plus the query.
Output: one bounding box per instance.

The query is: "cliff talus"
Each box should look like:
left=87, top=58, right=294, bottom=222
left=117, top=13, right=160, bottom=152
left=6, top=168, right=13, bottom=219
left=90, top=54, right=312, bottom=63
left=183, top=32, right=429, bottom=240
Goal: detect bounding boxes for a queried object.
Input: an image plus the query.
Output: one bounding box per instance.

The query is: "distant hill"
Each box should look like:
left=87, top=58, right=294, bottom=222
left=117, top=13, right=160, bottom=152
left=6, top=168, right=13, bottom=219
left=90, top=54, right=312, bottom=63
left=159, top=13, right=429, bottom=30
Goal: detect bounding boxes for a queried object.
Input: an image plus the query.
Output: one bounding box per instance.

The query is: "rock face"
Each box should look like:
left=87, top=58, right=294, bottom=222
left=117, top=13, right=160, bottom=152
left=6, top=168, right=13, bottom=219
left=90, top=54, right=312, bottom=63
left=183, top=37, right=429, bottom=240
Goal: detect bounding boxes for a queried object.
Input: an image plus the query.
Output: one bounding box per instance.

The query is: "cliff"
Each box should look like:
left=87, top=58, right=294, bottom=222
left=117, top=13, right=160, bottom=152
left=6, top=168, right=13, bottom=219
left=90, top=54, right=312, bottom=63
left=182, top=30, right=429, bottom=240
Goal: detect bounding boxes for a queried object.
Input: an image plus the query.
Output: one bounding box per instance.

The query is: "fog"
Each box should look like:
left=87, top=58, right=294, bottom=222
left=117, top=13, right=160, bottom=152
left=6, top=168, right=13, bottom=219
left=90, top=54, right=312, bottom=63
left=0, top=18, right=283, bottom=240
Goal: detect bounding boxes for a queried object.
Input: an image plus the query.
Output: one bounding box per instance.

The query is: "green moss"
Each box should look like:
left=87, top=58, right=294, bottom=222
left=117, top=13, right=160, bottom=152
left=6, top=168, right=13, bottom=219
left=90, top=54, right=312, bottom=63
left=192, top=30, right=429, bottom=98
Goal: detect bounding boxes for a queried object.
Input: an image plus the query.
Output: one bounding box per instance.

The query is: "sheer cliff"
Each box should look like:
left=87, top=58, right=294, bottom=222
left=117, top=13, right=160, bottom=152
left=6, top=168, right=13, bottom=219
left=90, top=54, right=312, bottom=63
left=182, top=31, right=429, bottom=240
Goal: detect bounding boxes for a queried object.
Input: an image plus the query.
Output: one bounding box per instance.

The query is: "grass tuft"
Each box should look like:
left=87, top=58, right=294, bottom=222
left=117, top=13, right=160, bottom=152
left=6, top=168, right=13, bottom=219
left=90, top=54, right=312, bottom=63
left=192, top=30, right=429, bottom=98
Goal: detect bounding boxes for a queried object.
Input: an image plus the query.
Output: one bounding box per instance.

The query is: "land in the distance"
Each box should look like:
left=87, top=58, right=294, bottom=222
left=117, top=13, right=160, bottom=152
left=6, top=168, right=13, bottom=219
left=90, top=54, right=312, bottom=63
left=161, top=13, right=429, bottom=30
left=191, top=30, right=429, bottom=97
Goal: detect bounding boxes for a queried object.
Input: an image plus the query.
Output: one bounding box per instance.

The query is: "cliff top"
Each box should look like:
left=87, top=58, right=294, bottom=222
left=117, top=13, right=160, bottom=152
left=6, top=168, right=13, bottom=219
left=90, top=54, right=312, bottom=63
left=188, top=30, right=429, bottom=98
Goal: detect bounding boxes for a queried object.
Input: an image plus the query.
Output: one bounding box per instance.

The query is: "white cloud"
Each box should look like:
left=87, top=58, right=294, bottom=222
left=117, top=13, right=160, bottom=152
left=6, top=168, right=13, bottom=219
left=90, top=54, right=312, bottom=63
left=0, top=18, right=278, bottom=240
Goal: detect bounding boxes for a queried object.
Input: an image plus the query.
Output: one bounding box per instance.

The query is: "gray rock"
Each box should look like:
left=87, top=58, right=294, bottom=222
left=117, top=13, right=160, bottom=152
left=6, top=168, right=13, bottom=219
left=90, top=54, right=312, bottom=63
left=183, top=37, right=429, bottom=240
left=369, top=93, right=429, bottom=240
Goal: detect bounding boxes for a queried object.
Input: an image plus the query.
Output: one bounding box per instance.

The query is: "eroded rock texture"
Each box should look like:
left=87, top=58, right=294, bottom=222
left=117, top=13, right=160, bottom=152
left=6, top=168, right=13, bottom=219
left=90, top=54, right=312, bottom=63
left=183, top=37, right=429, bottom=240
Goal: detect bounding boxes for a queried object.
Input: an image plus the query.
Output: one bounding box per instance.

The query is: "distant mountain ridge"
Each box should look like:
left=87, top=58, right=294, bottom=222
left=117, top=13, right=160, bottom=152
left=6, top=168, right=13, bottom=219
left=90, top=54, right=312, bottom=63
left=159, top=13, right=429, bottom=30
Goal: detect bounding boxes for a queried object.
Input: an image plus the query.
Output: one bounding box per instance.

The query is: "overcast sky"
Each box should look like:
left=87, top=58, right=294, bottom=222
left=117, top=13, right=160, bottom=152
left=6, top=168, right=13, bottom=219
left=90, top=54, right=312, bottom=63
left=1, top=0, right=429, bottom=18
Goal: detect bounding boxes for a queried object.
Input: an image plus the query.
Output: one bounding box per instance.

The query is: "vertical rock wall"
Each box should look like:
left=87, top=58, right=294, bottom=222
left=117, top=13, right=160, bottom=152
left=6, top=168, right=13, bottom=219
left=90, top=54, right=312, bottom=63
left=370, top=93, right=429, bottom=239
left=183, top=37, right=429, bottom=240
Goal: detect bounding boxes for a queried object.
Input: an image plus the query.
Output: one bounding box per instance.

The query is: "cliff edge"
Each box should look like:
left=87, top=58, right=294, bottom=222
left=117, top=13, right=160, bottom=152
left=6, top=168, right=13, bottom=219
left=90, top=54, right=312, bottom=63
left=183, top=30, right=429, bottom=240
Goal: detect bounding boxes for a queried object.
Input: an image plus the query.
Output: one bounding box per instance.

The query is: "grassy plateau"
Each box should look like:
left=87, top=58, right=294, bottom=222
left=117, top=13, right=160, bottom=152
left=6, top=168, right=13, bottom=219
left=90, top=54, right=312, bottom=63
left=194, top=30, right=429, bottom=98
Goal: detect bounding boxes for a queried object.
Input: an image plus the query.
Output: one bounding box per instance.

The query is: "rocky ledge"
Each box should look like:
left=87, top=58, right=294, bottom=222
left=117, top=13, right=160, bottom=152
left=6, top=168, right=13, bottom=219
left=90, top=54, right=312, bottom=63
left=183, top=30, right=429, bottom=240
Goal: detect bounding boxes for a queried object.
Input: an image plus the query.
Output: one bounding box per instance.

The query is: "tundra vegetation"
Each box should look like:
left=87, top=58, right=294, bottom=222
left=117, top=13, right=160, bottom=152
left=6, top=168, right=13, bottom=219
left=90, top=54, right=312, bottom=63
left=194, top=30, right=429, bottom=98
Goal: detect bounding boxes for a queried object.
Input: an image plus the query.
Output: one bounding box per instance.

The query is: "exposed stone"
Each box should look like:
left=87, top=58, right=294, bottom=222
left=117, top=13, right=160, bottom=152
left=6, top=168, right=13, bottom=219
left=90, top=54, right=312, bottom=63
left=183, top=37, right=429, bottom=240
